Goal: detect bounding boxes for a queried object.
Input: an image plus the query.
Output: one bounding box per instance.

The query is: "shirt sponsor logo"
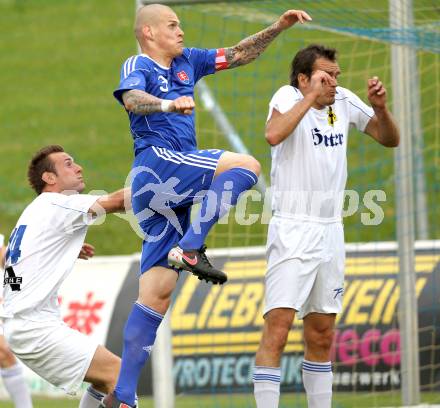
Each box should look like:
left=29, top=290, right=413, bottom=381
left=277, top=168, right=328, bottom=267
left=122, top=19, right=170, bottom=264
left=177, top=70, right=190, bottom=84
left=312, top=127, right=344, bottom=147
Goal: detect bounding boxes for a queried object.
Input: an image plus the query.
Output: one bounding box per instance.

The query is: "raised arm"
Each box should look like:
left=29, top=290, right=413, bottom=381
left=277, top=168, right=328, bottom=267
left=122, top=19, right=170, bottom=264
left=224, top=9, right=311, bottom=69
left=122, top=90, right=195, bottom=116
left=266, top=70, right=332, bottom=146
left=364, top=76, right=400, bottom=147
left=89, top=187, right=131, bottom=215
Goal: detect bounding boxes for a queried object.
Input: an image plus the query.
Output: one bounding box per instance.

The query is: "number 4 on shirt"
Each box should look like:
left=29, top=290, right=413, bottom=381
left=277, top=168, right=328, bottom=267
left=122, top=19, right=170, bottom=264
left=5, top=225, right=27, bottom=265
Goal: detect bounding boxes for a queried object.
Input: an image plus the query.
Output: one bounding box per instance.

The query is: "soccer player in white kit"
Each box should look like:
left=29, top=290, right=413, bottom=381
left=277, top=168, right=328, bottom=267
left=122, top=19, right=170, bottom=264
left=1, top=145, right=130, bottom=408
left=253, top=45, right=400, bottom=407
left=0, top=234, right=33, bottom=408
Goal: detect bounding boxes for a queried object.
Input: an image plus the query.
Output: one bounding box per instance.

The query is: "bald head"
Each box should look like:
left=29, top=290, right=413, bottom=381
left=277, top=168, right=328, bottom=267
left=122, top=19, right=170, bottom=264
left=135, top=4, right=175, bottom=42
left=134, top=3, right=184, bottom=63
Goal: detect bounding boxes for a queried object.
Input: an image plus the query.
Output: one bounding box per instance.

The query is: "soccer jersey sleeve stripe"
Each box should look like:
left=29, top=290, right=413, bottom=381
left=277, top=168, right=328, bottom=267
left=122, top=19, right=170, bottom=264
left=123, top=57, right=132, bottom=79
left=130, top=55, right=139, bottom=75
left=123, top=56, right=140, bottom=79
left=348, top=101, right=374, bottom=119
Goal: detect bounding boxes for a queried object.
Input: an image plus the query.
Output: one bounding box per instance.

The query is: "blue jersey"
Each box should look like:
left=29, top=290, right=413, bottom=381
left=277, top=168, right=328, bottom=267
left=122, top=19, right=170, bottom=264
left=114, top=48, right=218, bottom=155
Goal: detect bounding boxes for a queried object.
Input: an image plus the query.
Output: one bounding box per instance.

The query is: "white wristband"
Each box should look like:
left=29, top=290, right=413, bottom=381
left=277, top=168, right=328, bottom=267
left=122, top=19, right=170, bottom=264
left=161, top=100, right=173, bottom=112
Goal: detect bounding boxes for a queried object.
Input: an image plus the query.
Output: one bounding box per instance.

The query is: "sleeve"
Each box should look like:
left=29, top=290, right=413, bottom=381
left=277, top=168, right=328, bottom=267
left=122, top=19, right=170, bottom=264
left=113, top=57, right=149, bottom=105
left=50, top=194, right=102, bottom=232
left=267, top=86, right=301, bottom=121
left=187, top=48, right=217, bottom=83
left=343, top=87, right=375, bottom=132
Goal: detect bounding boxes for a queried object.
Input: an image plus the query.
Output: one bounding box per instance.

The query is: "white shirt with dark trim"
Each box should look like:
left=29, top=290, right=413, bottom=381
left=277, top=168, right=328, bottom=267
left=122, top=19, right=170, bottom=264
left=268, top=85, right=374, bottom=221
left=2, top=192, right=100, bottom=321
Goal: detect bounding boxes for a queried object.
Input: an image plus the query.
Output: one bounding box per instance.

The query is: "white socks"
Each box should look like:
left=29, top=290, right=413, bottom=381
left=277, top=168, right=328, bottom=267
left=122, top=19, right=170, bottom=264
left=253, top=366, right=281, bottom=408
left=79, top=386, right=105, bottom=408
left=0, top=363, right=33, bottom=408
left=302, top=360, right=333, bottom=408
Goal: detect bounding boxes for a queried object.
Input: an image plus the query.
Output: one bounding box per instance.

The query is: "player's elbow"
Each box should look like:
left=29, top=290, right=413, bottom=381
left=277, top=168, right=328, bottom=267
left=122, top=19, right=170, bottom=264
left=385, top=140, right=399, bottom=148
left=382, top=134, right=400, bottom=148
left=122, top=92, right=136, bottom=113
left=123, top=100, right=136, bottom=113
left=265, top=130, right=282, bottom=146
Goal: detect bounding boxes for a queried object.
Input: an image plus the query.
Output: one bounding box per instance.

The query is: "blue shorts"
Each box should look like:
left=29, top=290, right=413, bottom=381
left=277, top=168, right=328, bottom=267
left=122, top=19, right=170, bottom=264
left=131, top=146, right=224, bottom=274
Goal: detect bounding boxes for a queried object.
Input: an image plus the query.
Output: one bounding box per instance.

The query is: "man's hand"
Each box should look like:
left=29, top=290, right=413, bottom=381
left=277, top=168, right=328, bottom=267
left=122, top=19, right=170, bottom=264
left=171, top=96, right=195, bottom=115
left=277, top=9, right=312, bottom=30
left=367, top=76, right=387, bottom=109
left=364, top=76, right=399, bottom=147
left=309, top=70, right=334, bottom=99
left=78, top=243, right=95, bottom=260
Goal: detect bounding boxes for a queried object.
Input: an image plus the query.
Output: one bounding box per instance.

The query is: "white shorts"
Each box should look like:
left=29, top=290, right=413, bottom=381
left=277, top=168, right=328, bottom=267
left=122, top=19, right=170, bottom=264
left=3, top=317, right=98, bottom=394
left=264, top=216, right=345, bottom=318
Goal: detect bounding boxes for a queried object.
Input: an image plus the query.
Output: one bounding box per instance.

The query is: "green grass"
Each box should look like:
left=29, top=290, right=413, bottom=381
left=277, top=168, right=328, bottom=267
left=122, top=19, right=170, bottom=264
left=0, top=0, right=438, bottom=254
left=0, top=392, right=439, bottom=407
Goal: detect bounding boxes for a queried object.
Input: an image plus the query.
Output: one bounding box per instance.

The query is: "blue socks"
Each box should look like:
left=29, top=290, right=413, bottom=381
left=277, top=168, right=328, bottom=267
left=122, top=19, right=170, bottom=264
left=114, top=302, right=163, bottom=406
left=179, top=167, right=258, bottom=250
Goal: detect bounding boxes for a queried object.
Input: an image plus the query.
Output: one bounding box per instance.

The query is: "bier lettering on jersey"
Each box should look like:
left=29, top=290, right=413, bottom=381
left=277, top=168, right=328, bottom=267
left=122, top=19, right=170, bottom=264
left=114, top=48, right=227, bottom=156
left=1, top=193, right=100, bottom=321
left=268, top=85, right=374, bottom=221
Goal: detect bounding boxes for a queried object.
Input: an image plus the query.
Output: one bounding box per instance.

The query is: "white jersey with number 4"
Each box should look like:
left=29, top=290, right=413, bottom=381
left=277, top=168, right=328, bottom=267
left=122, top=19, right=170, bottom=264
left=268, top=85, right=374, bottom=221
left=2, top=192, right=100, bottom=321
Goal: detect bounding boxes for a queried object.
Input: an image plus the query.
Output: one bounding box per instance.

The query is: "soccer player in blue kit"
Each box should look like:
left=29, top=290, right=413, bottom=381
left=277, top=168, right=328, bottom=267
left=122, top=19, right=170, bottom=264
left=101, top=4, right=312, bottom=407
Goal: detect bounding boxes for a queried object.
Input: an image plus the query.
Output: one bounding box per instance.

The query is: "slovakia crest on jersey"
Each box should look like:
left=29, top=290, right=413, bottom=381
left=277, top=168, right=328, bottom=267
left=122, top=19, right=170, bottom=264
left=177, top=70, right=190, bottom=84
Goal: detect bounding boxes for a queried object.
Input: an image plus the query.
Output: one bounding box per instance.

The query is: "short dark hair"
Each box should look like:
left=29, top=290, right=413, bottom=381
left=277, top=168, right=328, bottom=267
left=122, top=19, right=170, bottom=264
left=290, top=44, right=337, bottom=88
left=28, top=145, right=65, bottom=194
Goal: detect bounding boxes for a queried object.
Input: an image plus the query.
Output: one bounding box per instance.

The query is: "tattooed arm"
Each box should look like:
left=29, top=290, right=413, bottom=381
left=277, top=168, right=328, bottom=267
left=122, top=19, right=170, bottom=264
left=224, top=9, right=312, bottom=69
left=122, top=89, right=195, bottom=115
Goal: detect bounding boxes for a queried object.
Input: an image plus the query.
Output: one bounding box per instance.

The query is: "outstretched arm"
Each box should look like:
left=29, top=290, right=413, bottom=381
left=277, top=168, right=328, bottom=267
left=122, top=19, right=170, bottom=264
left=89, top=187, right=131, bottom=215
left=122, top=90, right=195, bottom=116
left=266, top=70, right=332, bottom=146
left=224, top=9, right=311, bottom=69
left=364, top=76, right=400, bottom=147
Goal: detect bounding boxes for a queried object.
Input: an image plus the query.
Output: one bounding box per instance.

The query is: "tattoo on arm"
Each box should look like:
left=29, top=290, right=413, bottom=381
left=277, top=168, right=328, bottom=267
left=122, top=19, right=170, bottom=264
left=225, top=22, right=282, bottom=68
left=122, top=90, right=163, bottom=115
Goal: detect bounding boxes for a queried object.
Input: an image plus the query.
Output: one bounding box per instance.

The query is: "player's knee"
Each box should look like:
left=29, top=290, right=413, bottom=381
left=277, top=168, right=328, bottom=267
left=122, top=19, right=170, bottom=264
left=273, top=328, right=290, bottom=352
left=304, top=325, right=334, bottom=352
left=242, top=155, right=261, bottom=176
left=263, top=325, right=290, bottom=354
left=0, top=344, right=13, bottom=363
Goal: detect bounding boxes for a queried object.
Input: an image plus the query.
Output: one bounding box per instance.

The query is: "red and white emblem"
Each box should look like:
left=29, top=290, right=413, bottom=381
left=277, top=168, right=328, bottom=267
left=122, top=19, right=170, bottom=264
left=215, top=48, right=228, bottom=71
left=177, top=70, right=190, bottom=84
